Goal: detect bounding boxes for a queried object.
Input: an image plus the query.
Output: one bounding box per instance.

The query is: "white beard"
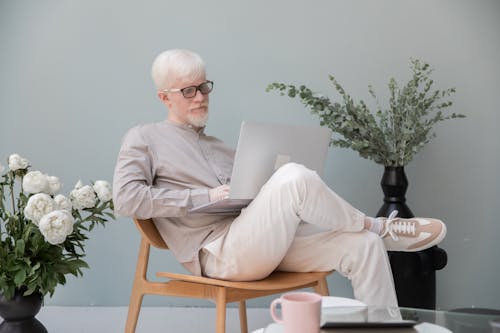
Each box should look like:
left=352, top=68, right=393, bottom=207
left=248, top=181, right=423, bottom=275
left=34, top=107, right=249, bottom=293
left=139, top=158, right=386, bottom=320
left=188, top=112, right=208, bottom=128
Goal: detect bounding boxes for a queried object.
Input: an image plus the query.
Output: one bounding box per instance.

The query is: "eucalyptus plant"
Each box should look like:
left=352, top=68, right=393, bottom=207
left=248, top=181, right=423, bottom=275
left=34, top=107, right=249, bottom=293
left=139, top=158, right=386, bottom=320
left=266, top=59, right=465, bottom=166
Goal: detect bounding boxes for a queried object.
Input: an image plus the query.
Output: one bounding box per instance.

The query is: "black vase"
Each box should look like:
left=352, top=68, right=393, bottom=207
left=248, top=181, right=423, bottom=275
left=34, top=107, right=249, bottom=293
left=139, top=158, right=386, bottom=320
left=0, top=288, right=48, bottom=333
left=377, top=166, right=447, bottom=309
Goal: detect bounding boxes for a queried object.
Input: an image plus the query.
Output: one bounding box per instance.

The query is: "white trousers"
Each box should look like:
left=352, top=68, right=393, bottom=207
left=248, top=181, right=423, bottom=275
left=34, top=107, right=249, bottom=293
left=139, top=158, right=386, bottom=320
left=202, top=163, right=399, bottom=307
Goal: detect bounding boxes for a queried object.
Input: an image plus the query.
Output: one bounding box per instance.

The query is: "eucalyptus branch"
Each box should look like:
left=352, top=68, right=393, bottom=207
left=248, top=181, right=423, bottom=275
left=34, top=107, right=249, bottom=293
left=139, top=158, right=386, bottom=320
left=266, top=59, right=466, bottom=166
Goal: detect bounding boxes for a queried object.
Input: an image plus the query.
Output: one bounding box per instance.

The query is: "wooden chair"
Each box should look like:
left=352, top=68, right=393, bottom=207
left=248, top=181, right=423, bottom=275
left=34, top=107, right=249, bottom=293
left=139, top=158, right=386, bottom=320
left=125, top=218, right=333, bottom=333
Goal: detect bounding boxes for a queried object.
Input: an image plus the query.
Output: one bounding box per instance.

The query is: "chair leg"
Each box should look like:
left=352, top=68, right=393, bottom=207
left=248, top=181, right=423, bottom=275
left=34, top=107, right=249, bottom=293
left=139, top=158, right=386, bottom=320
left=125, top=289, right=144, bottom=333
left=215, top=287, right=227, bottom=333
left=125, top=238, right=150, bottom=333
left=238, top=301, right=248, bottom=333
left=314, top=277, right=330, bottom=296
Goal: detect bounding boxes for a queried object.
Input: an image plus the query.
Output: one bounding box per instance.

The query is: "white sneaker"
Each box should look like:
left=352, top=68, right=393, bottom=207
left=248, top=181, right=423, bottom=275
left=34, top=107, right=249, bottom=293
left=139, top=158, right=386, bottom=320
left=379, top=210, right=447, bottom=252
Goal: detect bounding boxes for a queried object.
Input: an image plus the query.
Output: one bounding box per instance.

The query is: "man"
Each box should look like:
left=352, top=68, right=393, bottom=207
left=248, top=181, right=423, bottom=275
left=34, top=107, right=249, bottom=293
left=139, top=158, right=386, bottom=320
left=113, top=49, right=446, bottom=308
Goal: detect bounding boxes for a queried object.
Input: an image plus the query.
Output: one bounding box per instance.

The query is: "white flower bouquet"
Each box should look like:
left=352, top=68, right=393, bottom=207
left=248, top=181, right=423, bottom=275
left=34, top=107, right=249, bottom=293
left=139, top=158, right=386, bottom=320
left=0, top=154, right=115, bottom=300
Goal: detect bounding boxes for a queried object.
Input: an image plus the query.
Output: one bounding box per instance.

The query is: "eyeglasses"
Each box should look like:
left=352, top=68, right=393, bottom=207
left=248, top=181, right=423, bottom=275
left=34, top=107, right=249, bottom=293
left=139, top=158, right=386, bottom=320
left=162, top=80, right=214, bottom=99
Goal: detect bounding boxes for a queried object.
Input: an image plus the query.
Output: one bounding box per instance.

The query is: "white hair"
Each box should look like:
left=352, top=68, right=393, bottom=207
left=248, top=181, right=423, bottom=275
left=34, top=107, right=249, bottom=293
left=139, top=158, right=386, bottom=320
left=151, top=49, right=206, bottom=91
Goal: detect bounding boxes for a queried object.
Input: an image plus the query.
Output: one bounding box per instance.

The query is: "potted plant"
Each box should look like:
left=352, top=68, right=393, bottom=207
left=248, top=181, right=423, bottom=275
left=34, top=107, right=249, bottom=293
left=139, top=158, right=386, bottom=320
left=266, top=59, right=465, bottom=308
left=0, top=154, right=115, bottom=332
left=266, top=58, right=465, bottom=213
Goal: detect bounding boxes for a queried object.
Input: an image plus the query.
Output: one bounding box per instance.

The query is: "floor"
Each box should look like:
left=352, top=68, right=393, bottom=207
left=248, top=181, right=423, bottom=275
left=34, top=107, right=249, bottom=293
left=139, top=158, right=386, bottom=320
left=32, top=306, right=271, bottom=333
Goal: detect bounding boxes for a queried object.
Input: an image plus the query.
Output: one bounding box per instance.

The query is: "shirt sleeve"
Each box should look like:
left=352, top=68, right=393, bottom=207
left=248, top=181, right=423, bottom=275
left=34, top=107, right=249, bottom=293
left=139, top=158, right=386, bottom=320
left=112, top=126, right=210, bottom=219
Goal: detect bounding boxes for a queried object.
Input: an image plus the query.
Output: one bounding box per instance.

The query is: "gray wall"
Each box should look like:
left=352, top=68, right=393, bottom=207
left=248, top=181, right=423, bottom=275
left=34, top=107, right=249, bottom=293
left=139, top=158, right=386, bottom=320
left=1, top=0, right=499, bottom=309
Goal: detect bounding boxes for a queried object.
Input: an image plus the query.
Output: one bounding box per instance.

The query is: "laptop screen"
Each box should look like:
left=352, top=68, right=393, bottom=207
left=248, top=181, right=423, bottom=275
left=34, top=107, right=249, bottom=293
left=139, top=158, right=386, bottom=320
left=229, top=121, right=332, bottom=200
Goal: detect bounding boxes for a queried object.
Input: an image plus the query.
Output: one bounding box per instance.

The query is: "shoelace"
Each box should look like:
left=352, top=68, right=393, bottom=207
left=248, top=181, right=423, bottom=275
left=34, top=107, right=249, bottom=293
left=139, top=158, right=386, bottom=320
left=380, top=210, right=416, bottom=241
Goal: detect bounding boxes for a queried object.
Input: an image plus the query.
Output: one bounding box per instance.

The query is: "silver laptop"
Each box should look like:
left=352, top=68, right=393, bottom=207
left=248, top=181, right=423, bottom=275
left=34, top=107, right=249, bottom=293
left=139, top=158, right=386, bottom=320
left=188, top=121, right=332, bottom=214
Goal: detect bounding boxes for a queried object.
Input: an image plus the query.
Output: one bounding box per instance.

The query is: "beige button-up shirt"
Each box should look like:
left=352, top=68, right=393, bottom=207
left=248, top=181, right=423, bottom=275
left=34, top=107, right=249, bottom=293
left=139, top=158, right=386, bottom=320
left=113, top=120, right=235, bottom=275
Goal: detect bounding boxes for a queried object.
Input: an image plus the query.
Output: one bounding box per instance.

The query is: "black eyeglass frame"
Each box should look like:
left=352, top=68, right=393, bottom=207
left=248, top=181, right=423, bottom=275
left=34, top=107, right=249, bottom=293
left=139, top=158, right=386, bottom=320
left=161, top=80, right=214, bottom=99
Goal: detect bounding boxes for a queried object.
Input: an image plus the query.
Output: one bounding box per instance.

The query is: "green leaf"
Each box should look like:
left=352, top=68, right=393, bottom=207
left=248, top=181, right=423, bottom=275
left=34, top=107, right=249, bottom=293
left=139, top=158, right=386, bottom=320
left=30, top=262, right=41, bottom=274
left=15, top=239, right=25, bottom=256
left=14, top=269, right=27, bottom=285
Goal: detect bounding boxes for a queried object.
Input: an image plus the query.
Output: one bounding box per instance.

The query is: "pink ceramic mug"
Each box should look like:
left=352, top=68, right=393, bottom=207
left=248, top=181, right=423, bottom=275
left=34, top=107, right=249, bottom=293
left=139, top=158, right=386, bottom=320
left=270, top=292, right=322, bottom=333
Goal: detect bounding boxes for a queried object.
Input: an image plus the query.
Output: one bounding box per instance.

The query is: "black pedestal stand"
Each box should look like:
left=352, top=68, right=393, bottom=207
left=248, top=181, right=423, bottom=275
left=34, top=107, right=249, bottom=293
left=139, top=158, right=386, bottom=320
left=377, top=166, right=447, bottom=309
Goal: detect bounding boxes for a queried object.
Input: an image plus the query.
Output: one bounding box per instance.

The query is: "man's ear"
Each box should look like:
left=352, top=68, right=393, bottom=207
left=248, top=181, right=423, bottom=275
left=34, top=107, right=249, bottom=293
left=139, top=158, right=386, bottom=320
left=158, top=91, right=169, bottom=104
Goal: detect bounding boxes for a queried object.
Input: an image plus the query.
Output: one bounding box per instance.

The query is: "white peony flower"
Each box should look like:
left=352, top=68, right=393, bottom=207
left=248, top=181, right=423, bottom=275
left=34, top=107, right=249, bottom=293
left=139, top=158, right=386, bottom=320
left=23, top=171, right=49, bottom=194
left=38, top=210, right=74, bottom=245
left=54, top=194, right=72, bottom=212
left=8, top=154, right=29, bottom=171
left=93, top=180, right=112, bottom=202
left=70, top=184, right=97, bottom=209
left=24, top=193, right=56, bottom=225
left=46, top=176, right=62, bottom=195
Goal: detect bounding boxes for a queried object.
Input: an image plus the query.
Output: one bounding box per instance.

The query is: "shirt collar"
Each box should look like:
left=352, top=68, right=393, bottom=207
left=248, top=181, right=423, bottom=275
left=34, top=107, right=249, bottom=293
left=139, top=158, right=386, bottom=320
left=163, top=119, right=206, bottom=134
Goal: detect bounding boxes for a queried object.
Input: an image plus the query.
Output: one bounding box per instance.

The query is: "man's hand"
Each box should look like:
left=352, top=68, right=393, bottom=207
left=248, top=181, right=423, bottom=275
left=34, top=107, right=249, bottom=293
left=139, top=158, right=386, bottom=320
left=209, top=184, right=230, bottom=202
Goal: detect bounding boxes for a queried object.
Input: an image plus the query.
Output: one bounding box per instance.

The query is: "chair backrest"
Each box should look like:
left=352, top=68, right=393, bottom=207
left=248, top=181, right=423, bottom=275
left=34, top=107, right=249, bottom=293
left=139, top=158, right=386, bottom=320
left=134, top=218, right=169, bottom=249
